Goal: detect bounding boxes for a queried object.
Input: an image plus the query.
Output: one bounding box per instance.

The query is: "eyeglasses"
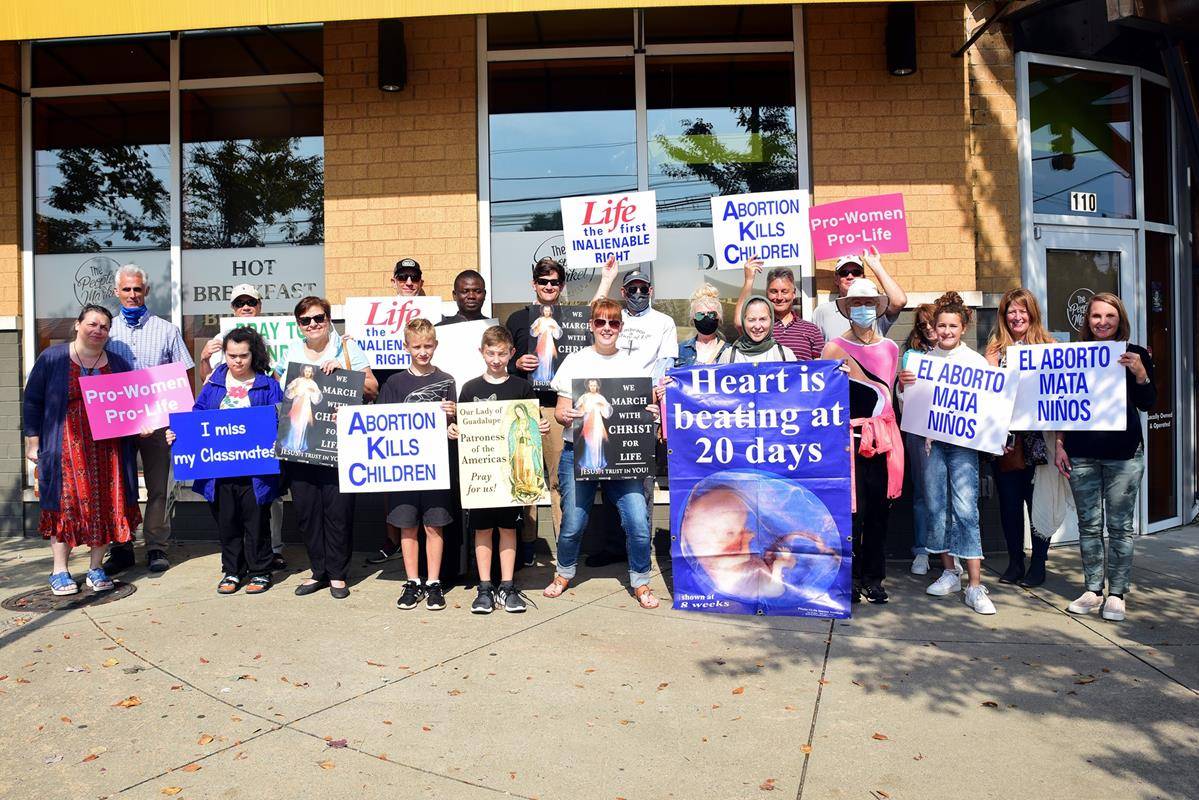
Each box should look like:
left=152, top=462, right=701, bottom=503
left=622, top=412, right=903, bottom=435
left=395, top=273, right=421, bottom=284
left=592, top=318, right=622, bottom=329
left=625, top=285, right=650, bottom=297
left=298, top=313, right=327, bottom=326
left=232, top=297, right=260, bottom=309
left=535, top=278, right=563, bottom=287
left=836, top=268, right=864, bottom=278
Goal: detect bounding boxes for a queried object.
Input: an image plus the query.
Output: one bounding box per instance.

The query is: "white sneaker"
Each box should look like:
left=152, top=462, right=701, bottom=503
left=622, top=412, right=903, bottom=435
left=926, top=569, right=962, bottom=596
left=964, top=585, right=996, bottom=615
left=910, top=553, right=929, bottom=575
left=1101, top=595, right=1126, bottom=621
left=1067, top=591, right=1104, bottom=615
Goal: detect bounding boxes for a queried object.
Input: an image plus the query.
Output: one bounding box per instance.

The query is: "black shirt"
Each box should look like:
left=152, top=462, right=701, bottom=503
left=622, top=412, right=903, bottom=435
left=436, top=311, right=487, bottom=327
left=1062, top=343, right=1156, bottom=461
left=378, top=367, right=457, bottom=405
left=504, top=304, right=557, bottom=408
left=459, top=374, right=536, bottom=404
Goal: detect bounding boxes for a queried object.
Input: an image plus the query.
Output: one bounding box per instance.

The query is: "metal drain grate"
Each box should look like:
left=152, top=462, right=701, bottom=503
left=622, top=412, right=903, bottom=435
left=2, top=581, right=137, bottom=613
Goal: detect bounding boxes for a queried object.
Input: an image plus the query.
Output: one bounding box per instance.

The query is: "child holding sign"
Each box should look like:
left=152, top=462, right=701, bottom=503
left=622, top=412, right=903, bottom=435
left=379, top=318, right=457, bottom=612
left=167, top=328, right=283, bottom=595
left=898, top=293, right=996, bottom=615
left=450, top=326, right=549, bottom=614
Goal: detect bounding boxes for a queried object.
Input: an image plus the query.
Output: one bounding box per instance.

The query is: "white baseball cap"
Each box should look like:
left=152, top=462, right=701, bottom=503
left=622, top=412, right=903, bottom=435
left=230, top=283, right=262, bottom=303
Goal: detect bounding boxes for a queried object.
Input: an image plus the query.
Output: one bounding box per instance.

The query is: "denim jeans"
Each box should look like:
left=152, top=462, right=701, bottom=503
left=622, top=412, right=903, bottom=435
left=1068, top=446, right=1143, bottom=595
left=904, top=432, right=929, bottom=555
left=556, top=444, right=653, bottom=587
left=923, top=440, right=983, bottom=560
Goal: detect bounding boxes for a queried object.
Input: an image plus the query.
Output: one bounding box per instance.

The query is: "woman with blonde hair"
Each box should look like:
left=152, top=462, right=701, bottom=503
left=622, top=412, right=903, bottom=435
left=985, top=288, right=1058, bottom=586
left=1055, top=293, right=1154, bottom=622
left=677, top=283, right=728, bottom=366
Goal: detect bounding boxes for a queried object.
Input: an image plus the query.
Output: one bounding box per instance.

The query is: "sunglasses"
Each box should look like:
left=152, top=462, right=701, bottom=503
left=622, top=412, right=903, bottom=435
left=592, top=318, right=622, bottom=329
left=536, top=278, right=563, bottom=287
left=232, top=297, right=260, bottom=309
left=298, top=313, right=327, bottom=326
left=837, top=268, right=864, bottom=278
left=395, top=273, right=421, bottom=283
left=693, top=311, right=717, bottom=322
left=625, top=285, right=650, bottom=296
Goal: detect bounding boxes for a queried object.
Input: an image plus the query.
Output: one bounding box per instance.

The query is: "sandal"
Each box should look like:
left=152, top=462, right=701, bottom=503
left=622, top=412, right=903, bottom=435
left=542, top=575, right=570, bottom=598
left=244, top=576, right=271, bottom=594
left=217, top=574, right=240, bottom=594
left=634, top=585, right=660, bottom=609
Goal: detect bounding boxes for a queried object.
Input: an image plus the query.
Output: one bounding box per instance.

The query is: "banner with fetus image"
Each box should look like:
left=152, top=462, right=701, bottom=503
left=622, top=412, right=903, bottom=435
left=571, top=377, right=656, bottom=480
left=665, top=361, right=853, bottom=618
left=527, top=304, right=592, bottom=390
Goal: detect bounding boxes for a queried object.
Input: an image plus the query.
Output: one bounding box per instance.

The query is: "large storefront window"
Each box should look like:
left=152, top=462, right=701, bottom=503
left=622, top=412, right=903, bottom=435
left=32, top=93, right=173, bottom=348
left=483, top=9, right=803, bottom=327
left=26, top=29, right=324, bottom=361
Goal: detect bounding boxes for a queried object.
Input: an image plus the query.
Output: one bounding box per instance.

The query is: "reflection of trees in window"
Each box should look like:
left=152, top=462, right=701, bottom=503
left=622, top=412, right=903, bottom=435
left=183, top=138, right=323, bottom=248
left=654, top=105, right=796, bottom=227
left=37, top=146, right=169, bottom=253
left=523, top=211, right=564, bottom=231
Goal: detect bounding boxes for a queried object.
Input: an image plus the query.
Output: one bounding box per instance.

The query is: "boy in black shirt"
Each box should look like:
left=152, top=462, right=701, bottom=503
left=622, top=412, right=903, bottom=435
left=379, top=318, right=457, bottom=611
left=452, top=326, right=549, bottom=613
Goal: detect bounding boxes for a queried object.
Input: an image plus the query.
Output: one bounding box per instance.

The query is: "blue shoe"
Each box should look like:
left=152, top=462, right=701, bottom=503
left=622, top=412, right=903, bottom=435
left=85, top=568, right=115, bottom=592
left=49, top=571, right=78, bottom=596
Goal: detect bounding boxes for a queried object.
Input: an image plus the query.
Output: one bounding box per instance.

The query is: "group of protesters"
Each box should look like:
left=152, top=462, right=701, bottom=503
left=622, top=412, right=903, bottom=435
left=24, top=250, right=1155, bottom=621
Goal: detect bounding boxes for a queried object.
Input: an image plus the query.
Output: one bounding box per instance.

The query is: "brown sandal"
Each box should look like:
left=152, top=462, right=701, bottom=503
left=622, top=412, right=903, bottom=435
left=634, top=585, right=660, bottom=609
left=543, top=575, right=569, bottom=598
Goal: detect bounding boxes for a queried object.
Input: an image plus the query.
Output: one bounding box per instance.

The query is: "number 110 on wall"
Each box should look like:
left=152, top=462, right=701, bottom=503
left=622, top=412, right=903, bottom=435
left=1069, top=191, right=1098, bottom=213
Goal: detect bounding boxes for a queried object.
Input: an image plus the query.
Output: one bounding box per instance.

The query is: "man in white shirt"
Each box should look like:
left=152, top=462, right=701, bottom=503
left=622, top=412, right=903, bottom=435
left=590, top=259, right=678, bottom=381
left=811, top=248, right=907, bottom=341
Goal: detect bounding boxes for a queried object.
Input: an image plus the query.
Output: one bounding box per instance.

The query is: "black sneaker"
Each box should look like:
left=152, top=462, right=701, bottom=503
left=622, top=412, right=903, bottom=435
left=396, top=580, right=425, bottom=610
left=102, top=545, right=135, bottom=576
left=518, top=541, right=537, bottom=568
left=862, top=583, right=889, bottom=604
left=270, top=552, right=288, bottom=571
left=471, top=583, right=495, bottom=615
left=147, top=549, right=170, bottom=573
left=365, top=543, right=401, bottom=565
left=425, top=581, right=446, bottom=611
left=496, top=583, right=531, bottom=613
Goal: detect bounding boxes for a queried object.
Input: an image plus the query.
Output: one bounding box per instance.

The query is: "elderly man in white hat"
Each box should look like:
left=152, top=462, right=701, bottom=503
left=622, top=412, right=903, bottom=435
left=197, top=283, right=287, bottom=571
left=810, top=246, right=906, bottom=341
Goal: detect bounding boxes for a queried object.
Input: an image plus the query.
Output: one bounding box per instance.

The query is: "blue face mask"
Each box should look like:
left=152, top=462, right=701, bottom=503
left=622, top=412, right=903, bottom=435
left=849, top=306, right=877, bottom=327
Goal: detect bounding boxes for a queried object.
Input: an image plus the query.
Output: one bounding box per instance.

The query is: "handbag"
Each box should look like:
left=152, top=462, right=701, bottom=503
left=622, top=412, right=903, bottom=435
left=1030, top=433, right=1074, bottom=539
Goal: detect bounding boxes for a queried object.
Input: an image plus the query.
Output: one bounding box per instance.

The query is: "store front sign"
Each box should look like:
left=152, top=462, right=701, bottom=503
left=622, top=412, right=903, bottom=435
left=182, top=245, right=324, bottom=315
left=34, top=250, right=173, bottom=319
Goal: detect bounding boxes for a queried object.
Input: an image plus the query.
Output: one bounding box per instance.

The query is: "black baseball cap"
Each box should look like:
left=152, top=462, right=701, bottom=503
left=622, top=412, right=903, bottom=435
left=393, top=258, right=422, bottom=278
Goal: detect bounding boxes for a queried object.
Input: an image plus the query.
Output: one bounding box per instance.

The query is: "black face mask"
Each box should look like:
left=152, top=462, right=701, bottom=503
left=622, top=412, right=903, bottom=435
left=693, top=312, right=719, bottom=336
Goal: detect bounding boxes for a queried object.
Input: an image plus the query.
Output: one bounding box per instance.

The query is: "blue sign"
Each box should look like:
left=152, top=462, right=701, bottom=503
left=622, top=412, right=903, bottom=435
left=168, top=406, right=281, bottom=481
left=665, top=361, right=853, bottom=618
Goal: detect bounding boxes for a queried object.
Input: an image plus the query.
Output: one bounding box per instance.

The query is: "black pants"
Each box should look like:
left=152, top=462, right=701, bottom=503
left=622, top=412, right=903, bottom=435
left=288, top=463, right=353, bottom=582
left=853, top=451, right=890, bottom=585
left=210, top=479, right=272, bottom=578
left=991, top=463, right=1048, bottom=565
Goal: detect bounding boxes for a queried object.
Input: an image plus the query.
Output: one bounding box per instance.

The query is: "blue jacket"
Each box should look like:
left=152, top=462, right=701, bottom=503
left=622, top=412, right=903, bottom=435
left=676, top=335, right=728, bottom=367
left=23, top=343, right=139, bottom=512
left=189, top=364, right=285, bottom=505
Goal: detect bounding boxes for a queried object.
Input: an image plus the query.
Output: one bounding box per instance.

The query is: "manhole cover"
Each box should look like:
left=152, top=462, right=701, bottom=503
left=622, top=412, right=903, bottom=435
left=2, top=581, right=136, bottom=613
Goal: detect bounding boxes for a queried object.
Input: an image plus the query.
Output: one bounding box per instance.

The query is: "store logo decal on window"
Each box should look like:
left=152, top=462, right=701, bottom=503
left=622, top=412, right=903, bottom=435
left=74, top=256, right=121, bottom=311
left=1067, top=287, right=1095, bottom=332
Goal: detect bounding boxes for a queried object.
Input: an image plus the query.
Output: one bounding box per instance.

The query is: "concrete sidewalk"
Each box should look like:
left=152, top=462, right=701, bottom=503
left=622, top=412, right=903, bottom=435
left=1, top=528, right=1196, bottom=800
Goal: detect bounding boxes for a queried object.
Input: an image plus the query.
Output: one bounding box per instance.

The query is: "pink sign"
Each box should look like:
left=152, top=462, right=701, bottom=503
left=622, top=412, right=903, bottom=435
left=80, top=362, right=194, bottom=440
left=808, top=193, right=909, bottom=261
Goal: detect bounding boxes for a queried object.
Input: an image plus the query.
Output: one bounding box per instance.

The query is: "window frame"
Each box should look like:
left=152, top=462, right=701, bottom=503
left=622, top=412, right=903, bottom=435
left=475, top=6, right=812, bottom=315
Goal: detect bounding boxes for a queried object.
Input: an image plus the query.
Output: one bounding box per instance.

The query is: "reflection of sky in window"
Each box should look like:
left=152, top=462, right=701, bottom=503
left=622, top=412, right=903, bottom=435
left=36, top=143, right=170, bottom=251
left=1030, top=74, right=1133, bottom=218
left=183, top=136, right=323, bottom=245
left=489, top=110, right=635, bottom=231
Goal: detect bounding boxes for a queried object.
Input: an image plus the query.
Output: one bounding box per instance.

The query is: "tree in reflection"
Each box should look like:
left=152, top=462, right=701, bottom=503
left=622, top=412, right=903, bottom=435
left=654, top=105, right=797, bottom=225
left=37, top=145, right=169, bottom=253
left=184, top=138, right=323, bottom=248
left=522, top=211, right=564, bottom=232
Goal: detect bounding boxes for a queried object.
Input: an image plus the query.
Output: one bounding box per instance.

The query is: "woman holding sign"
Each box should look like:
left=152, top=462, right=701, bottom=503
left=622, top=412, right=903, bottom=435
left=1055, top=293, right=1154, bottom=622
left=284, top=297, right=376, bottom=599
left=543, top=299, right=662, bottom=609
left=24, top=305, right=142, bottom=596
left=898, top=293, right=996, bottom=615
left=899, top=303, right=937, bottom=576
left=168, top=327, right=284, bottom=594
left=821, top=280, right=903, bottom=605
left=985, top=288, right=1057, bottom=587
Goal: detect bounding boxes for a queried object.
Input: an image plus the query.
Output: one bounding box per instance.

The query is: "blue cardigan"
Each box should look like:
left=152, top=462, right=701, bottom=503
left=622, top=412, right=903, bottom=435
left=189, top=364, right=284, bottom=505
left=23, top=343, right=139, bottom=512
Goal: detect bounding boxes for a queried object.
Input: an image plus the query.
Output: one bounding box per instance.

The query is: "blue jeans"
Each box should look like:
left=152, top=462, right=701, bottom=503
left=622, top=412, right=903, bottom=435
left=904, top=432, right=929, bottom=555
left=1068, top=447, right=1143, bottom=595
left=923, top=440, right=983, bottom=560
left=556, top=444, right=653, bottom=588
